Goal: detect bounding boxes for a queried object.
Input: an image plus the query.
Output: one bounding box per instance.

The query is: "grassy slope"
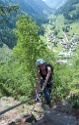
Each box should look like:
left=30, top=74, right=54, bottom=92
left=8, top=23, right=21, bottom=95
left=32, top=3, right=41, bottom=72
left=49, top=14, right=79, bottom=37
left=41, top=14, right=79, bottom=60
left=69, top=21, right=79, bottom=34
left=0, top=44, right=12, bottom=63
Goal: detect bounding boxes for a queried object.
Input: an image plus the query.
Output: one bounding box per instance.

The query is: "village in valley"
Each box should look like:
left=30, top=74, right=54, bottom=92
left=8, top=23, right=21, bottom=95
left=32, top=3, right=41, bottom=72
left=45, top=29, right=79, bottom=65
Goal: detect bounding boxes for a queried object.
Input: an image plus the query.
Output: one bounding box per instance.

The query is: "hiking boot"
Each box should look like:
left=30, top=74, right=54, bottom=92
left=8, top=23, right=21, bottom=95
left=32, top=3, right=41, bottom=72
left=43, top=98, right=47, bottom=104
left=48, top=102, right=52, bottom=108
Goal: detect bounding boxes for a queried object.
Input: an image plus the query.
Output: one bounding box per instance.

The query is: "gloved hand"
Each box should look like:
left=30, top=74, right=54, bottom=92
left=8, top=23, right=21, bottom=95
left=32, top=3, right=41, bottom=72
left=35, top=91, right=42, bottom=102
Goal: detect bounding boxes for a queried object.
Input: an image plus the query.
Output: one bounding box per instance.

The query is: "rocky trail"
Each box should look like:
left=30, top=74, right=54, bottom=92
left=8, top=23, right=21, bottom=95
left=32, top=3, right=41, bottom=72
left=0, top=97, right=79, bottom=125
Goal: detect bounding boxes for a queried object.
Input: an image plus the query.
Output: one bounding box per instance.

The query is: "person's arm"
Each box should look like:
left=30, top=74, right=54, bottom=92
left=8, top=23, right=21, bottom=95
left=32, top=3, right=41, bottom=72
left=41, top=66, right=52, bottom=91
left=35, top=71, right=41, bottom=94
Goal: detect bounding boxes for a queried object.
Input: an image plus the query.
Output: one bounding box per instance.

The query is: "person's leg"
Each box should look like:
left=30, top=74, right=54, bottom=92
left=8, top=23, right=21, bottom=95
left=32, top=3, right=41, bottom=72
left=43, top=87, right=52, bottom=107
left=40, top=80, right=52, bottom=108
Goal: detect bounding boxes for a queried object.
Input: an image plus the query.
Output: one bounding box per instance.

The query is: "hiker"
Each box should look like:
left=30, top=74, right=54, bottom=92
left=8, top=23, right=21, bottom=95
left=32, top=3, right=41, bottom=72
left=35, top=58, right=54, bottom=108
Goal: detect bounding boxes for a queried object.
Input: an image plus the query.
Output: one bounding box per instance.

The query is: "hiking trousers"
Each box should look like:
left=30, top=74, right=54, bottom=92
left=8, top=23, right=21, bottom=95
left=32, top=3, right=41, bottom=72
left=40, top=79, right=53, bottom=104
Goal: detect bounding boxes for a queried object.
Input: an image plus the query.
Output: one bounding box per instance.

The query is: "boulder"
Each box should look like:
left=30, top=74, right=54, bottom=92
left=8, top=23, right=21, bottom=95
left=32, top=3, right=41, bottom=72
left=35, top=110, right=77, bottom=125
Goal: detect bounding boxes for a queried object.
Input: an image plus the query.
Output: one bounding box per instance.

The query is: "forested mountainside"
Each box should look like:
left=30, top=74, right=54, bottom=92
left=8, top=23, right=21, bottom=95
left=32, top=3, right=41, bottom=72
left=0, top=0, right=53, bottom=48
left=0, top=0, right=53, bottom=22
left=44, top=0, right=67, bottom=9
left=56, top=0, right=79, bottom=21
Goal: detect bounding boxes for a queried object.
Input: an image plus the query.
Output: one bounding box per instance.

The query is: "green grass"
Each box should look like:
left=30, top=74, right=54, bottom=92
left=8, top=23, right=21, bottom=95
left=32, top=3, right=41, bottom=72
left=54, top=43, right=62, bottom=52
left=69, top=21, right=79, bottom=34
left=0, top=44, right=12, bottom=63
left=55, top=15, right=65, bottom=26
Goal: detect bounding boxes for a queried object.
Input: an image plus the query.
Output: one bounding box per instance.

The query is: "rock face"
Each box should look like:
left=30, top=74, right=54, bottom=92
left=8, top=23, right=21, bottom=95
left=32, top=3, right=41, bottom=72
left=8, top=114, right=37, bottom=125
left=35, top=110, right=77, bottom=125
left=0, top=98, right=78, bottom=125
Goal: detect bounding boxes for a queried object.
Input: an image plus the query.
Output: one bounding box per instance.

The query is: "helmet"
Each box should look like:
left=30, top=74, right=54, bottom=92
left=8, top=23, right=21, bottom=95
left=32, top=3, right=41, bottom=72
left=36, top=58, right=45, bottom=66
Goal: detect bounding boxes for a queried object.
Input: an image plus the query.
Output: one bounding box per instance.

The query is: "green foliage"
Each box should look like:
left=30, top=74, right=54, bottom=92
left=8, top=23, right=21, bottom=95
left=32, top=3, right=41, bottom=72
left=14, top=14, right=52, bottom=60
left=62, top=25, right=70, bottom=32
left=0, top=4, right=19, bottom=25
left=0, top=58, right=34, bottom=98
left=52, top=64, right=74, bottom=100
left=0, top=27, right=17, bottom=49
left=56, top=0, right=79, bottom=21
left=0, top=44, right=12, bottom=64
left=0, top=14, right=53, bottom=99
left=52, top=45, right=79, bottom=105
left=13, top=14, right=49, bottom=68
left=0, top=4, right=19, bottom=16
left=66, top=90, right=79, bottom=108
left=0, top=4, right=19, bottom=48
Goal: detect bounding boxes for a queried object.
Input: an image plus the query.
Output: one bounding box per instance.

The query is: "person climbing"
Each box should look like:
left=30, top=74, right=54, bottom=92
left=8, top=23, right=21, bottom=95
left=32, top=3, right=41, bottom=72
left=35, top=58, right=54, bottom=108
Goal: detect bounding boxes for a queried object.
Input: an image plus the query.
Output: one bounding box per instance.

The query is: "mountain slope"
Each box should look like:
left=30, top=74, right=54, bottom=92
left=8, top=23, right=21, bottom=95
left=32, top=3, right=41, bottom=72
left=43, top=0, right=67, bottom=9
left=0, top=0, right=53, bottom=49
left=56, top=0, right=79, bottom=21
left=0, top=0, right=53, bottom=22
